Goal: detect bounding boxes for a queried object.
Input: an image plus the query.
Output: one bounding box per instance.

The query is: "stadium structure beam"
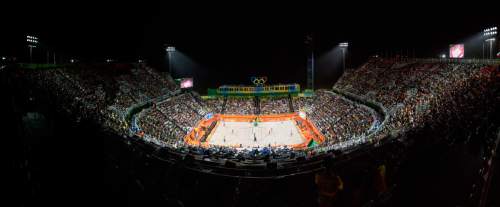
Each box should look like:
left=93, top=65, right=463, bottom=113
left=166, top=46, right=176, bottom=75
left=305, top=34, right=314, bottom=91
left=339, top=42, right=348, bottom=73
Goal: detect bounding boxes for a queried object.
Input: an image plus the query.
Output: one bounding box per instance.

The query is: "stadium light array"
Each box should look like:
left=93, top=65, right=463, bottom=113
left=339, top=42, right=349, bottom=47
left=483, top=27, right=497, bottom=37
left=26, top=35, right=39, bottom=63
left=483, top=27, right=497, bottom=59
left=26, top=35, right=39, bottom=46
left=166, top=46, right=176, bottom=52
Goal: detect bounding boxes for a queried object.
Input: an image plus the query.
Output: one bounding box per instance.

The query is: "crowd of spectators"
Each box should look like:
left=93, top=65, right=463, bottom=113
left=224, top=97, right=255, bottom=114
left=205, top=97, right=225, bottom=114
left=152, top=93, right=205, bottom=133
left=336, top=58, right=499, bottom=140
left=260, top=96, right=291, bottom=114
left=292, top=96, right=314, bottom=113
left=18, top=58, right=499, bottom=164
left=137, top=106, right=186, bottom=147
left=22, top=63, right=178, bottom=135
left=303, top=90, right=375, bottom=145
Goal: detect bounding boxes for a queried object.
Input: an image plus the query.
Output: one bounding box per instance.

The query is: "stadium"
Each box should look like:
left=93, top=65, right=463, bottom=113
left=3, top=6, right=500, bottom=207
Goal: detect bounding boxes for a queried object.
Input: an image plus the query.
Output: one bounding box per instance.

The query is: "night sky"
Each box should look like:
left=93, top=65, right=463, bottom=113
left=2, top=3, right=499, bottom=91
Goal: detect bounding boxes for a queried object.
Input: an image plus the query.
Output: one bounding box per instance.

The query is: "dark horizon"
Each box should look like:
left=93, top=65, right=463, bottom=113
left=2, top=4, right=499, bottom=91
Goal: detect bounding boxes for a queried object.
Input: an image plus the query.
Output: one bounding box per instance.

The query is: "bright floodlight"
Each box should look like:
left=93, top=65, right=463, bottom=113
left=26, top=35, right=39, bottom=46
left=483, top=26, right=497, bottom=37
left=339, top=42, right=349, bottom=47
left=166, top=46, right=176, bottom=52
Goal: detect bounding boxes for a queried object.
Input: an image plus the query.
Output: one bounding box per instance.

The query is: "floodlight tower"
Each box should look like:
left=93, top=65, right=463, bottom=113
left=483, top=27, right=497, bottom=59
left=26, top=35, right=39, bottom=63
left=166, top=46, right=176, bottom=75
left=305, top=34, right=314, bottom=91
left=339, top=42, right=349, bottom=73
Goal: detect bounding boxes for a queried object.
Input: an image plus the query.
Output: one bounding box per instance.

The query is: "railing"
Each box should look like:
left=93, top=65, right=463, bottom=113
left=217, top=84, right=301, bottom=96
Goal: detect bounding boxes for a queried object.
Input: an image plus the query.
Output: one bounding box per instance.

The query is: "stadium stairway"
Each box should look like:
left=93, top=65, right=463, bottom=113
left=190, top=91, right=206, bottom=107
left=288, top=94, right=294, bottom=112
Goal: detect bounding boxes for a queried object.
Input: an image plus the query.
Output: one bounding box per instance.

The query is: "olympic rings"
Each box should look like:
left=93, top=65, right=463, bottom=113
left=251, top=76, right=267, bottom=86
